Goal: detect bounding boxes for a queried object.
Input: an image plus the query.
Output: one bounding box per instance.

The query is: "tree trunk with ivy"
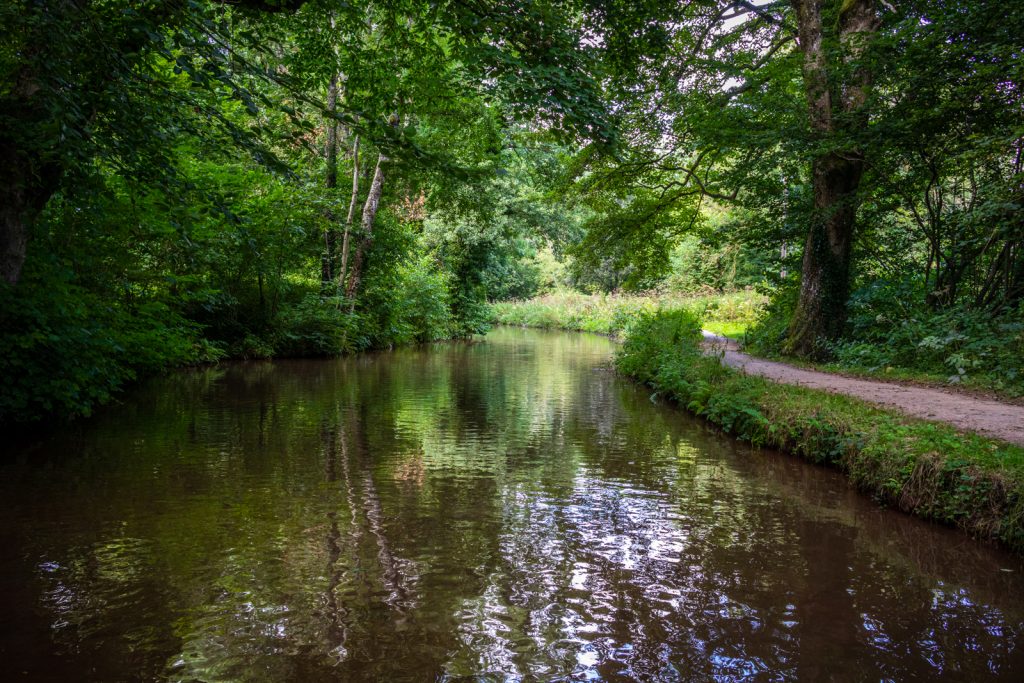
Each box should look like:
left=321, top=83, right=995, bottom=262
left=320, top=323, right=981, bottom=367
left=0, top=165, right=33, bottom=286
left=1, top=138, right=61, bottom=287
left=785, top=0, right=877, bottom=357
left=1, top=61, right=63, bottom=287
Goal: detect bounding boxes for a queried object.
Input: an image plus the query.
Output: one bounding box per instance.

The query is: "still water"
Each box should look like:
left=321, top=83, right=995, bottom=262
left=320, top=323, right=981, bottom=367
left=1, top=328, right=1023, bottom=681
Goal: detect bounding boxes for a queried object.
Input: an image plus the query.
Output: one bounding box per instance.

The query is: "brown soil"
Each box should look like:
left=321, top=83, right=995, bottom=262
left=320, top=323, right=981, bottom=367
left=701, top=331, right=1024, bottom=447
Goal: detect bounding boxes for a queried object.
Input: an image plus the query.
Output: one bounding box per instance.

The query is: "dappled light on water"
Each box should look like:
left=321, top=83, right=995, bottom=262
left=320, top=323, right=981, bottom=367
left=1, top=328, right=1023, bottom=681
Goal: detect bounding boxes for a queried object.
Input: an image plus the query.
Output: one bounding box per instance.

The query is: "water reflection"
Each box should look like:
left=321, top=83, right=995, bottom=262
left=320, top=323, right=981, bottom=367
left=1, top=328, right=1023, bottom=681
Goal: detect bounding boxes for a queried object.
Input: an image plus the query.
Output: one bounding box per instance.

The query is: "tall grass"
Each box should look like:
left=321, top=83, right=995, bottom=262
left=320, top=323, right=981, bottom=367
left=490, top=289, right=766, bottom=338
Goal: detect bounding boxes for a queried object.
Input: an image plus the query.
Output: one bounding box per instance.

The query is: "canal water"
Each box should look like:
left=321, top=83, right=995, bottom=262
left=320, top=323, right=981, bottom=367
left=1, top=328, right=1022, bottom=681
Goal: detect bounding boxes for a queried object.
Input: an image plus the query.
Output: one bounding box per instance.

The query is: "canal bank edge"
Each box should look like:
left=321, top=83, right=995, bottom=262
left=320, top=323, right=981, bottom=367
left=492, top=311, right=1024, bottom=554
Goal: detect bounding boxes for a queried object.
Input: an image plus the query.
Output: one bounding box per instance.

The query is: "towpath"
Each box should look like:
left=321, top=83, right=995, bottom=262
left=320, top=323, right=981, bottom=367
left=701, top=331, right=1024, bottom=446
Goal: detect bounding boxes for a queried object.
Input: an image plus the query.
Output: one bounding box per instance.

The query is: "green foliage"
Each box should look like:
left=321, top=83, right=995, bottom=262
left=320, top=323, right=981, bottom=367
left=357, top=246, right=455, bottom=348
left=747, top=280, right=1024, bottom=397
left=0, top=262, right=219, bottom=423
left=827, top=284, right=1024, bottom=395
left=492, top=291, right=661, bottom=337
left=398, top=257, right=455, bottom=344
left=744, top=285, right=800, bottom=354
left=663, top=213, right=778, bottom=295
left=490, top=290, right=767, bottom=338
left=479, top=242, right=543, bottom=302
left=272, top=295, right=360, bottom=357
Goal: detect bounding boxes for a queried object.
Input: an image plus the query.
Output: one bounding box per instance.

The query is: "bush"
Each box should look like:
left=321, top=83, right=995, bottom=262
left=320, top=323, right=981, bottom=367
left=396, top=257, right=454, bottom=343
left=356, top=251, right=459, bottom=347
left=233, top=333, right=276, bottom=360
left=831, top=281, right=1024, bottom=394
left=272, top=295, right=362, bottom=357
left=0, top=266, right=216, bottom=423
left=743, top=285, right=797, bottom=355
left=746, top=280, right=1024, bottom=395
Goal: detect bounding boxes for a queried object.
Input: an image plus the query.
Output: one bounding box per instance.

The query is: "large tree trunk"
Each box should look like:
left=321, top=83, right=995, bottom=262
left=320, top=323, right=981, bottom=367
left=1, top=64, right=62, bottom=287
left=786, top=154, right=863, bottom=355
left=344, top=152, right=386, bottom=308
left=785, top=0, right=876, bottom=357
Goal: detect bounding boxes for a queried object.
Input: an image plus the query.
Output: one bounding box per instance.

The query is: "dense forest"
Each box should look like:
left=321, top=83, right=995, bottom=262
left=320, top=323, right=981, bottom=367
left=2, top=0, right=1022, bottom=423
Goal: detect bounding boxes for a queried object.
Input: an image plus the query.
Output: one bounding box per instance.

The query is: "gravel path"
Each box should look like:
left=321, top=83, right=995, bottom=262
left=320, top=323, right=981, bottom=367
left=701, top=331, right=1024, bottom=446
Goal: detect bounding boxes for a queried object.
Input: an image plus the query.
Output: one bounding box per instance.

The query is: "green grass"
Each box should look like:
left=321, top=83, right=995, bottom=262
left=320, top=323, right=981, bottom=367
left=489, top=289, right=766, bottom=338
left=617, top=310, right=1024, bottom=553
left=701, top=320, right=748, bottom=338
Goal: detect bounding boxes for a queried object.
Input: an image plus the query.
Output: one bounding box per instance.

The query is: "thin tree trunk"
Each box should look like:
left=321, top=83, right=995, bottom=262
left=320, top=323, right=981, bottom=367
left=337, top=135, right=359, bottom=300
left=258, top=271, right=266, bottom=313
left=785, top=0, right=877, bottom=357
left=0, top=133, right=59, bottom=286
left=325, top=75, right=339, bottom=190
left=0, top=187, right=30, bottom=286
left=345, top=151, right=386, bottom=309
left=320, top=73, right=340, bottom=291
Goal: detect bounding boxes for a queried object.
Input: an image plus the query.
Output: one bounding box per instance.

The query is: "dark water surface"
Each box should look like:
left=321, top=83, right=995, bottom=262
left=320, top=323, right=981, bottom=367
left=2, top=328, right=1023, bottom=681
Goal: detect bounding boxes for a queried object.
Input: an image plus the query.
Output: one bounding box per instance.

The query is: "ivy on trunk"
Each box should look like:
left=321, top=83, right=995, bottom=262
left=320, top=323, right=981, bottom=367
left=786, top=0, right=878, bottom=356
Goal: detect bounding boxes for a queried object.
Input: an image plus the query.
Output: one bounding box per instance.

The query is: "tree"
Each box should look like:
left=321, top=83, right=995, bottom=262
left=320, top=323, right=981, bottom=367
left=557, top=0, right=1022, bottom=356
left=0, top=0, right=299, bottom=286
left=785, top=0, right=878, bottom=356
left=0, top=0, right=617, bottom=287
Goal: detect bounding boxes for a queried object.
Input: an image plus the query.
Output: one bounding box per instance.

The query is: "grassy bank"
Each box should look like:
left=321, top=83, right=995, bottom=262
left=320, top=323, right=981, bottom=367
left=624, top=311, right=1024, bottom=552
left=490, top=289, right=765, bottom=338
left=494, top=297, right=1024, bottom=552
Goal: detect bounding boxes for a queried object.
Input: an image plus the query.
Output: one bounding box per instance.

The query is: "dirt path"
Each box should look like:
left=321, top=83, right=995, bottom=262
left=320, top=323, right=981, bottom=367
left=700, top=331, right=1024, bottom=446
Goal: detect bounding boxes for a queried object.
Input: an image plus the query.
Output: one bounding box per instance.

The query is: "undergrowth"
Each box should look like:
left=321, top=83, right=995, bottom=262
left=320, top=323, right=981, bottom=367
left=746, top=282, right=1024, bottom=398
left=490, top=289, right=765, bottom=338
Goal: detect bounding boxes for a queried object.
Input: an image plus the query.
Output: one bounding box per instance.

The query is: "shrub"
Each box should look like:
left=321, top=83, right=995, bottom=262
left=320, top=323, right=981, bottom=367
left=747, top=280, right=1024, bottom=395
left=272, top=295, right=362, bottom=357
left=398, top=257, right=454, bottom=343
left=0, top=267, right=214, bottom=423
left=831, top=283, right=1024, bottom=394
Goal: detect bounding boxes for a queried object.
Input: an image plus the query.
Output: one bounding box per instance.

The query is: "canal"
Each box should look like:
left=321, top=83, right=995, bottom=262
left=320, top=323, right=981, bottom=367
left=1, top=328, right=1022, bottom=680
